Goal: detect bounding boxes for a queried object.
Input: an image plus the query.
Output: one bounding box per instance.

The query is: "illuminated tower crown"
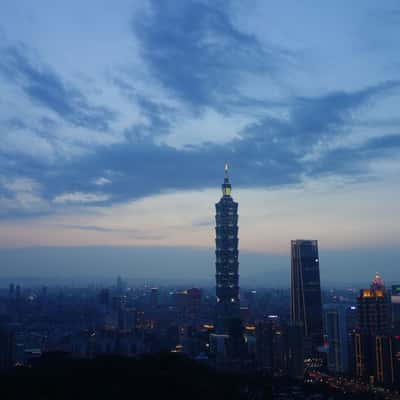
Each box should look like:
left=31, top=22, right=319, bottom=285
left=222, top=162, right=231, bottom=197
left=371, top=272, right=385, bottom=291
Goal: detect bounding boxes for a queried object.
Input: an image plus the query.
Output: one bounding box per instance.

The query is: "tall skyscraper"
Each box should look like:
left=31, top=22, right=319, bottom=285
left=355, top=273, right=393, bottom=386
left=290, top=239, right=323, bottom=356
left=215, top=164, right=240, bottom=334
left=357, top=273, right=390, bottom=334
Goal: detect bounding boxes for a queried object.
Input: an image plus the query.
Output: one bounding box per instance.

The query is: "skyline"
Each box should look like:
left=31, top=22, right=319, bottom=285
left=1, top=1, right=400, bottom=282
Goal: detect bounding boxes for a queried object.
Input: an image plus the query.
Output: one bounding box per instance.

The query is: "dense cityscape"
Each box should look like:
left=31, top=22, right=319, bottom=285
left=1, top=169, right=399, bottom=399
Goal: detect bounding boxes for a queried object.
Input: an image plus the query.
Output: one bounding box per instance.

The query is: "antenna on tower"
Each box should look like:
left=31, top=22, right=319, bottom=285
left=224, top=162, right=229, bottom=176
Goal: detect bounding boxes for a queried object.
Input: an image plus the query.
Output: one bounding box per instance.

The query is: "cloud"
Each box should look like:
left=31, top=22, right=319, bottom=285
left=61, top=224, right=165, bottom=240
left=0, top=79, right=398, bottom=219
left=0, top=177, right=48, bottom=217
left=62, top=224, right=126, bottom=232
left=112, top=77, right=176, bottom=140
left=1, top=2, right=399, bottom=221
left=53, top=192, right=111, bottom=204
left=0, top=43, right=117, bottom=131
left=93, top=177, right=112, bottom=186
left=132, top=0, right=294, bottom=109
left=311, top=133, right=400, bottom=177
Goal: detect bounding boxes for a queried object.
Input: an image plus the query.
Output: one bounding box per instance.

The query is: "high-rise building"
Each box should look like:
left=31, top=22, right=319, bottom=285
left=357, top=274, right=390, bottom=334
left=256, top=320, right=274, bottom=371
left=215, top=164, right=240, bottom=334
left=290, top=239, right=323, bottom=356
left=391, top=285, right=400, bottom=332
left=324, top=304, right=354, bottom=374
left=286, top=321, right=305, bottom=380
left=355, top=274, right=393, bottom=386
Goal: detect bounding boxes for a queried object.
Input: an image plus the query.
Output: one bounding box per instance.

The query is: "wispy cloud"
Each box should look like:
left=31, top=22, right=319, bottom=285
left=0, top=79, right=398, bottom=218
left=133, top=0, right=294, bottom=110
left=0, top=43, right=117, bottom=130
left=53, top=192, right=110, bottom=204
left=61, top=224, right=165, bottom=240
left=0, top=176, right=48, bottom=217
left=93, top=177, right=112, bottom=186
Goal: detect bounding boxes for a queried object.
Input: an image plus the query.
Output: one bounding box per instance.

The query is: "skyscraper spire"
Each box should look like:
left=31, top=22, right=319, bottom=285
left=371, top=272, right=385, bottom=291
left=224, top=162, right=229, bottom=176
left=222, top=163, right=232, bottom=196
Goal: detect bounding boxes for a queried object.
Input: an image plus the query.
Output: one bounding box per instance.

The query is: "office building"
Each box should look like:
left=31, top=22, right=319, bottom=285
left=256, top=320, right=274, bottom=371
left=286, top=321, right=305, bottom=380
left=324, top=304, right=354, bottom=374
left=355, top=274, right=393, bottom=386
left=290, top=239, right=323, bottom=356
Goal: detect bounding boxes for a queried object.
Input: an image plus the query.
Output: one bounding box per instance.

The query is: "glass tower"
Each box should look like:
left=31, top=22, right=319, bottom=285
left=215, top=164, right=240, bottom=334
left=290, top=239, right=323, bottom=355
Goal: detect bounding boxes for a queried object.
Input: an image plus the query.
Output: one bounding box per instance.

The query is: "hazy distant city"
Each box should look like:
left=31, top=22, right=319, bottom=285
left=1, top=169, right=400, bottom=399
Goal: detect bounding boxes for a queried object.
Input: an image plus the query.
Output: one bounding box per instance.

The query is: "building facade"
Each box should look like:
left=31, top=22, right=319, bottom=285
left=290, top=239, right=323, bottom=356
left=391, top=285, right=400, bottom=332
left=215, top=164, right=240, bottom=334
left=324, top=304, right=354, bottom=374
left=355, top=274, right=393, bottom=386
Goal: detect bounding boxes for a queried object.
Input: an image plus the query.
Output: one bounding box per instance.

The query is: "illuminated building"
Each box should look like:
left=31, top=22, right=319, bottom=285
left=290, top=239, right=323, bottom=356
left=215, top=164, right=240, bottom=334
left=357, top=273, right=390, bottom=334
left=355, top=274, right=393, bottom=386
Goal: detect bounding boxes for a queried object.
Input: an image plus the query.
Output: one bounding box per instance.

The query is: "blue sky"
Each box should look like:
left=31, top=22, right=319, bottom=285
left=1, top=1, right=400, bottom=284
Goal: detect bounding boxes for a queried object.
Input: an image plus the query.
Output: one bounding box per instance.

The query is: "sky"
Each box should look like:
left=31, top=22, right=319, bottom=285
left=0, top=1, right=400, bottom=285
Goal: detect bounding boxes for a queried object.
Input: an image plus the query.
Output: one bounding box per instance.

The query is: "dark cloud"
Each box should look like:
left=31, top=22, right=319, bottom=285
left=132, top=0, right=294, bottom=110
left=242, top=80, right=400, bottom=152
left=311, top=132, right=400, bottom=177
left=1, top=79, right=395, bottom=219
left=112, top=77, right=175, bottom=139
left=0, top=43, right=117, bottom=130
